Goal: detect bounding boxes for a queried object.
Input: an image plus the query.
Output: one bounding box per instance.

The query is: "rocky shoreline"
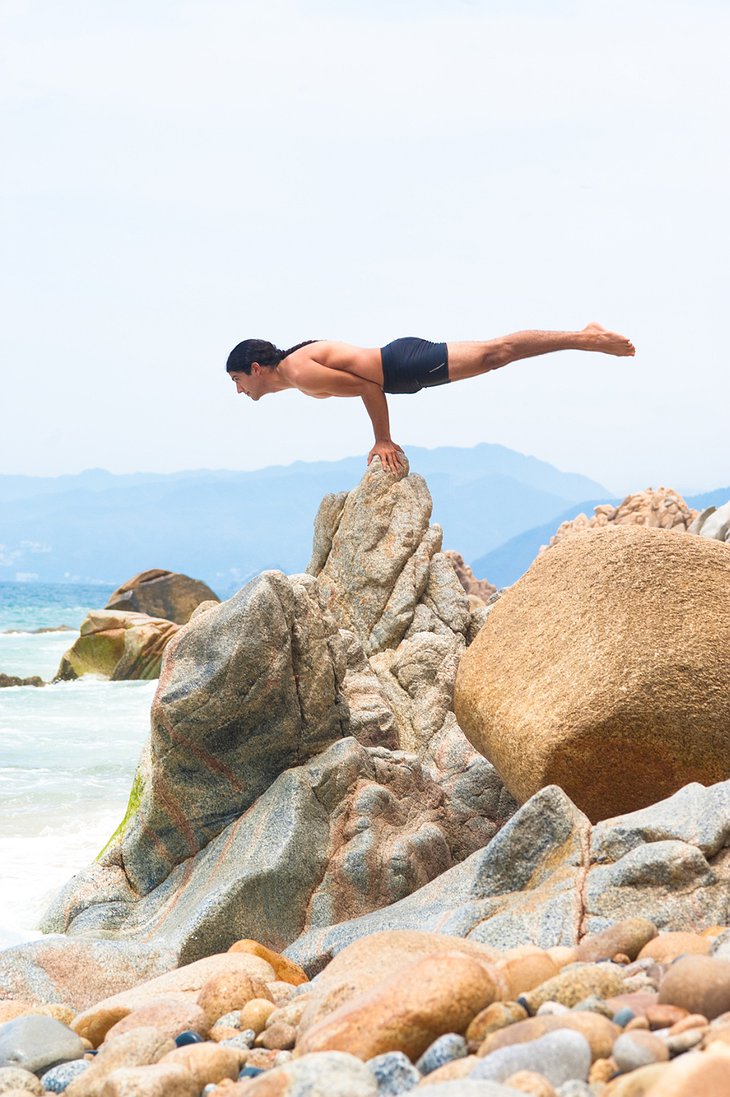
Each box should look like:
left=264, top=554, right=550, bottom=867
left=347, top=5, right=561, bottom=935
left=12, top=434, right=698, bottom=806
left=2, top=456, right=729, bottom=1095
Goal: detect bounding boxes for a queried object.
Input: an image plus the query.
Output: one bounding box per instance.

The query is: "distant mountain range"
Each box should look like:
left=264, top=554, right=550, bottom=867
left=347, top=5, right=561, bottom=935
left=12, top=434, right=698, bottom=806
left=0, top=446, right=725, bottom=594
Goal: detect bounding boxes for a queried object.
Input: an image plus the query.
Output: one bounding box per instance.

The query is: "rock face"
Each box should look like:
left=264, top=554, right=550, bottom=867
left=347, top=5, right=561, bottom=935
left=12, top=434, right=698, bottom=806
left=286, top=779, right=730, bottom=973
left=54, top=611, right=179, bottom=682
left=541, top=487, right=697, bottom=554
left=42, top=458, right=514, bottom=956
left=455, top=525, right=730, bottom=822
left=105, top=569, right=220, bottom=625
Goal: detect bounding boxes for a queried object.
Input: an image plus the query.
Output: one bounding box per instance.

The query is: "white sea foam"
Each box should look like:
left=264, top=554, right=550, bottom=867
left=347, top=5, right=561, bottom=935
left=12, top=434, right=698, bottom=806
left=0, top=646, right=155, bottom=948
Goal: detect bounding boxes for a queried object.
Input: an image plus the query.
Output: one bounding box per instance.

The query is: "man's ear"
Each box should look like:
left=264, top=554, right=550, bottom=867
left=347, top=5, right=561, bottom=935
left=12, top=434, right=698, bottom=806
left=251, top=361, right=260, bottom=375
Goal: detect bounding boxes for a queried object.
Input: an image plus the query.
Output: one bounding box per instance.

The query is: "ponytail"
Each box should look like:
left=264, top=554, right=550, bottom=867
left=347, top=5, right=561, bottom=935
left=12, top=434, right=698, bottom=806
left=226, top=339, right=323, bottom=374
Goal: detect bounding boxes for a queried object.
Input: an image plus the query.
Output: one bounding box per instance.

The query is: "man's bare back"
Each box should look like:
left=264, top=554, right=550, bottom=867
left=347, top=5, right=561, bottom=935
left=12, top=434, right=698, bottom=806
left=226, top=324, right=635, bottom=473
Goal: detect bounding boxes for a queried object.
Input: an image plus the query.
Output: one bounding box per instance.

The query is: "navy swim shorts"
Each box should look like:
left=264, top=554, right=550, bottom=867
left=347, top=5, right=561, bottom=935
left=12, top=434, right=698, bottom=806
left=380, top=337, right=450, bottom=394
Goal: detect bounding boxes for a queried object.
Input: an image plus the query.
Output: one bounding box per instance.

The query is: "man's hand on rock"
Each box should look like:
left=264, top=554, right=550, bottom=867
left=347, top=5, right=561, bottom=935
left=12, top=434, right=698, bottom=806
left=368, top=440, right=406, bottom=475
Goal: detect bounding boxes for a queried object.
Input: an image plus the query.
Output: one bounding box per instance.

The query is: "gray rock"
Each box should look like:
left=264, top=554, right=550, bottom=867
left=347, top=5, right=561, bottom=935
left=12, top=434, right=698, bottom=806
left=44, top=737, right=487, bottom=963
left=415, top=1033, right=468, bottom=1075
left=0, top=1016, right=85, bottom=1074
left=287, top=785, right=588, bottom=969
left=556, top=1083, right=595, bottom=1097
left=470, top=1029, right=591, bottom=1086
left=612, top=1031, right=668, bottom=1072
left=247, top=1050, right=378, bottom=1095
left=40, top=1059, right=90, bottom=1092
left=287, top=776, right=730, bottom=971
left=367, top=1050, right=420, bottom=1094
left=105, top=569, right=220, bottom=625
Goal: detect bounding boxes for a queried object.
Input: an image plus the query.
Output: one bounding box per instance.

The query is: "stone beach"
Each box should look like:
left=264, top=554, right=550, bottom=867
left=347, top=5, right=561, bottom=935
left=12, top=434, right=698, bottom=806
left=2, top=458, right=730, bottom=1095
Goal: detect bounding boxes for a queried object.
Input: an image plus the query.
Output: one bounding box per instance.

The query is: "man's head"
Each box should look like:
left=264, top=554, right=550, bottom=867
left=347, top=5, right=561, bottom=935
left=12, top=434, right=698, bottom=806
left=226, top=339, right=281, bottom=401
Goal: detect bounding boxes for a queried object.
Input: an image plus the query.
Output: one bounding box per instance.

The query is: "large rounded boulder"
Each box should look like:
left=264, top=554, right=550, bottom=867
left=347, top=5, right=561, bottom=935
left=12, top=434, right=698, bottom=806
left=454, top=526, right=730, bottom=822
left=106, top=569, right=219, bottom=624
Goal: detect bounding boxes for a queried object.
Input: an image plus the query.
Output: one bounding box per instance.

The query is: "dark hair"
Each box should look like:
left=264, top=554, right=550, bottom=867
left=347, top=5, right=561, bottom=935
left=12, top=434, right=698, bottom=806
left=225, top=339, right=321, bottom=375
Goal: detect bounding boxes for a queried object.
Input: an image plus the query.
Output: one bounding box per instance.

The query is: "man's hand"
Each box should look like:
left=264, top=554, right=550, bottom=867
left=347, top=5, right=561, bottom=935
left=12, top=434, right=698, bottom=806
left=368, top=440, right=405, bottom=475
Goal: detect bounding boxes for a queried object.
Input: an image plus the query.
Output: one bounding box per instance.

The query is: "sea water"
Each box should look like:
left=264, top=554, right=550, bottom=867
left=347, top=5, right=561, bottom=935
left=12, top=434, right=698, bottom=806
left=0, top=584, right=154, bottom=947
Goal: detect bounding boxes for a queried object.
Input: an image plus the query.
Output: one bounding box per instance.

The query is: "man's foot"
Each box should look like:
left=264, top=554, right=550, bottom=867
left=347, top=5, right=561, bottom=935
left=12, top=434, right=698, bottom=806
left=582, top=322, right=636, bottom=356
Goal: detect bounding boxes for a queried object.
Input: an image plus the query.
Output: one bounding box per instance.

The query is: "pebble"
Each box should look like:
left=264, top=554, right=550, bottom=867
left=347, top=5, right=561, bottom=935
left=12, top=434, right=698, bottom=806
left=665, top=1027, right=705, bottom=1054
left=503, top=1070, right=557, bottom=1095
left=612, top=1031, right=669, bottom=1072
left=418, top=1055, right=478, bottom=1085
left=39, top=1060, right=90, bottom=1092
left=479, top=1012, right=619, bottom=1062
left=624, top=1016, right=649, bottom=1031
left=106, top=999, right=210, bottom=1043
left=212, top=1013, right=241, bottom=1031
left=64, top=1026, right=177, bottom=1094
left=197, top=972, right=272, bottom=1025
left=644, top=1004, right=687, bottom=1030
left=298, top=952, right=499, bottom=1061
left=518, top=965, right=626, bottom=1015
left=416, top=1034, right=468, bottom=1075
left=255, top=1021, right=296, bottom=1050
left=225, top=941, right=308, bottom=987
left=471, top=1029, right=592, bottom=1087
left=587, top=1057, right=615, bottom=1085
left=367, top=1050, right=420, bottom=1094
left=668, top=1012, right=708, bottom=1036
left=0, top=1016, right=86, bottom=1075
left=637, top=932, right=711, bottom=964
left=658, top=955, right=730, bottom=1020
left=174, top=1030, right=205, bottom=1047
left=467, top=1002, right=528, bottom=1046
left=577, top=919, right=658, bottom=964
left=0, top=1066, right=45, bottom=1094
left=555, top=1083, right=594, bottom=1097
left=160, top=1042, right=242, bottom=1087
left=238, top=999, right=276, bottom=1035
left=219, top=1032, right=256, bottom=1052
left=612, top=1009, right=635, bottom=1028
left=98, top=1061, right=199, bottom=1096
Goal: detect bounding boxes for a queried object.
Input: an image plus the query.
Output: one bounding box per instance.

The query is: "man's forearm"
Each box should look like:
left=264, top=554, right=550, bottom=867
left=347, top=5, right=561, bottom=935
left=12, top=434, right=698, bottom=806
left=360, top=382, right=392, bottom=442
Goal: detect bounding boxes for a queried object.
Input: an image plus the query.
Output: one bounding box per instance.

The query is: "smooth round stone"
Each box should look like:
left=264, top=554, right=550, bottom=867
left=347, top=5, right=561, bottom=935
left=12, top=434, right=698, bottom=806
left=659, top=956, right=730, bottom=1020
left=0, top=1016, right=86, bottom=1075
left=471, top=1029, right=592, bottom=1087
left=213, top=1012, right=241, bottom=1030
left=555, top=1083, right=594, bottom=1097
left=239, top=1065, right=264, bottom=1078
left=201, top=1088, right=217, bottom=1097
left=174, top=1030, right=205, bottom=1047
left=367, top=1050, right=420, bottom=1094
left=504, top=1070, right=557, bottom=1095
left=612, top=1030, right=669, bottom=1072
left=613, top=1008, right=636, bottom=1027
left=416, top=1033, right=468, bottom=1075
left=39, top=1059, right=90, bottom=1093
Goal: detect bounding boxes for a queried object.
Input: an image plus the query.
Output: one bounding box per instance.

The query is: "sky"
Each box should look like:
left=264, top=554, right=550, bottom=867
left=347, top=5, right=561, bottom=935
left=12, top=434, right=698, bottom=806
left=1, top=0, right=728, bottom=495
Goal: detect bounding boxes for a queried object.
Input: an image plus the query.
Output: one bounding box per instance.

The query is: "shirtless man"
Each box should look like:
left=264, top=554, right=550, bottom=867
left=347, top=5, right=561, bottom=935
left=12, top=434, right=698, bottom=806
left=226, top=324, right=635, bottom=474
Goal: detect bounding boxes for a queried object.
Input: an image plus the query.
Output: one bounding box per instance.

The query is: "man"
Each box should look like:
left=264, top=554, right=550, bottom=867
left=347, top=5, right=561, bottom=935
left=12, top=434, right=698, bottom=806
left=226, top=323, right=635, bottom=474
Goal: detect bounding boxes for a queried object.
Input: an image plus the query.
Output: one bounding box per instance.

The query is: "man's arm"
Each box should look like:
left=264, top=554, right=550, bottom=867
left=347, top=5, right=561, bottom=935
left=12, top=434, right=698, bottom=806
left=287, top=360, right=405, bottom=473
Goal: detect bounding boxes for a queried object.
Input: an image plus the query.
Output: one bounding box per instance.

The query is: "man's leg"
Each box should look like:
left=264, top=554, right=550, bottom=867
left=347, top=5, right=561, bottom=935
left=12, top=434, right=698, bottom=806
left=446, top=322, right=635, bottom=382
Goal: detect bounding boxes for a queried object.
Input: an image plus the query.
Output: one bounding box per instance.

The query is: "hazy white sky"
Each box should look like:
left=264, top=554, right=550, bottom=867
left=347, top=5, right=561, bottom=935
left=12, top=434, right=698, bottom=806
left=2, top=0, right=728, bottom=494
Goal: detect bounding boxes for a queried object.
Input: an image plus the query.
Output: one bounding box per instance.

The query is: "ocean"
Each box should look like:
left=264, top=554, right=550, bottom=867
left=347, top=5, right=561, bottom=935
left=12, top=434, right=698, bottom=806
left=0, top=583, right=154, bottom=947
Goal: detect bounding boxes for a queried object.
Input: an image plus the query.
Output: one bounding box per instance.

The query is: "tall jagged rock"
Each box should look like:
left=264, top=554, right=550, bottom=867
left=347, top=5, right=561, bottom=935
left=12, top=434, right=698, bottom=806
left=42, top=457, right=514, bottom=954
